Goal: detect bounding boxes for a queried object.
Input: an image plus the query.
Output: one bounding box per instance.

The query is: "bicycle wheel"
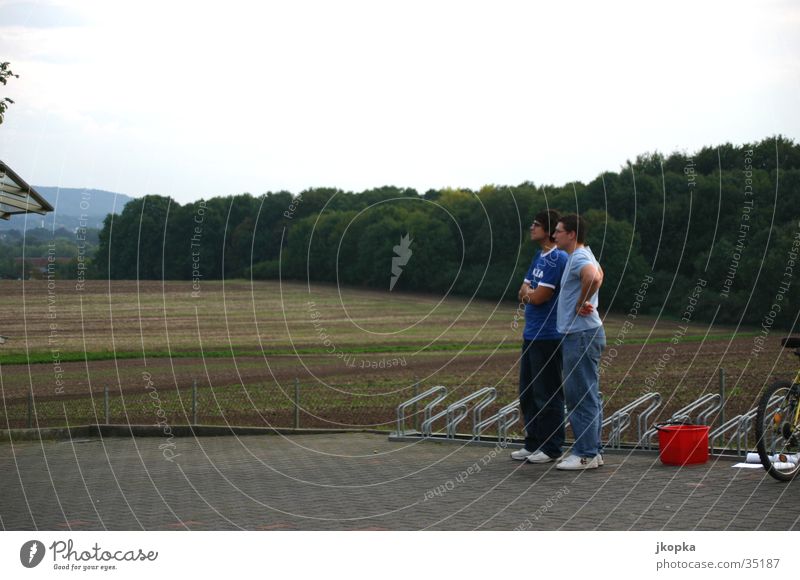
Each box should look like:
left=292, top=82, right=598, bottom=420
left=755, top=379, right=800, bottom=482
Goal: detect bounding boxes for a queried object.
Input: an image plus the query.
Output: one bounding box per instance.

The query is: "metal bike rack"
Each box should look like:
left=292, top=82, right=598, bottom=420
left=694, top=393, right=724, bottom=426
left=497, top=405, right=521, bottom=444
left=709, top=409, right=757, bottom=456
left=474, top=401, right=520, bottom=443
left=708, top=395, right=783, bottom=456
left=604, top=411, right=631, bottom=448
left=445, top=387, right=497, bottom=438
left=395, top=385, right=448, bottom=437
left=603, top=392, right=662, bottom=449
left=391, top=377, right=774, bottom=457
left=419, top=387, right=498, bottom=439
left=420, top=404, right=453, bottom=438
left=642, top=393, right=722, bottom=450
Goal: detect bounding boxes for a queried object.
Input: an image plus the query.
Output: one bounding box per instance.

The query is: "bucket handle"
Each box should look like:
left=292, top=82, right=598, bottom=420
left=654, top=418, right=694, bottom=430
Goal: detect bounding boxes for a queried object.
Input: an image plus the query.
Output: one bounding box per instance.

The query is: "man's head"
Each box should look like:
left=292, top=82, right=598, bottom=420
left=530, top=209, right=560, bottom=243
left=554, top=213, right=588, bottom=252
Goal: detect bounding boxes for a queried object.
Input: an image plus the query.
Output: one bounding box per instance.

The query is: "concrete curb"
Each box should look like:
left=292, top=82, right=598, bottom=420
left=0, top=427, right=745, bottom=462
left=1, top=424, right=389, bottom=442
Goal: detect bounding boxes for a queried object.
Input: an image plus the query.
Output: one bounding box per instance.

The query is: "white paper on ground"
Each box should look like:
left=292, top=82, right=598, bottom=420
left=745, top=452, right=800, bottom=464
left=734, top=460, right=797, bottom=469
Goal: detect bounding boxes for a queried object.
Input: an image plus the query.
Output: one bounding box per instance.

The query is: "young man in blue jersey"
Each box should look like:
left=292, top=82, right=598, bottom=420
left=510, top=210, right=569, bottom=464
left=553, top=214, right=606, bottom=470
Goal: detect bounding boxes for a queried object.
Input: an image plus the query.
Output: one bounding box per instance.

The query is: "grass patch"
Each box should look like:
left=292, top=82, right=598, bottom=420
left=1, top=330, right=762, bottom=366
left=0, top=382, right=423, bottom=430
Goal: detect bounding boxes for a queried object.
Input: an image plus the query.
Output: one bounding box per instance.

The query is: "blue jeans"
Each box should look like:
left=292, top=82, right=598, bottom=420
left=562, top=327, right=605, bottom=458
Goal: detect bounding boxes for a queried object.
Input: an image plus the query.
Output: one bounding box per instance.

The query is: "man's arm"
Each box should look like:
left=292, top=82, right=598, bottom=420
left=521, top=284, right=555, bottom=306
left=518, top=282, right=528, bottom=303
left=576, top=263, right=603, bottom=314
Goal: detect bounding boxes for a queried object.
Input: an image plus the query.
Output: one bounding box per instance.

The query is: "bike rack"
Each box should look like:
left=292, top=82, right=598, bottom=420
left=420, top=404, right=453, bottom=438
left=709, top=410, right=757, bottom=456
left=497, top=405, right=521, bottom=444
left=692, top=395, right=786, bottom=456
left=695, top=393, right=724, bottom=426
left=642, top=393, right=722, bottom=450
left=393, top=386, right=740, bottom=453
left=445, top=387, right=498, bottom=439
left=395, top=385, right=448, bottom=437
left=603, top=392, right=662, bottom=449
left=418, top=387, right=498, bottom=439
left=474, top=401, right=520, bottom=443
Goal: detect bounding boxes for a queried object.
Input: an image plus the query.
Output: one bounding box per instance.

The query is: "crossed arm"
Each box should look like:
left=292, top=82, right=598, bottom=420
left=518, top=263, right=603, bottom=311
left=518, top=282, right=555, bottom=306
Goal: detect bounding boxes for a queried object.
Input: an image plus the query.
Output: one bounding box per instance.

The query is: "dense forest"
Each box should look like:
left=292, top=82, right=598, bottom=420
left=83, top=136, right=800, bottom=327
left=0, top=227, right=100, bottom=279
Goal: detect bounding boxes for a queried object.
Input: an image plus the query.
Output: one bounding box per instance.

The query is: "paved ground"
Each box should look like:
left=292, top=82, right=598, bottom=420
left=0, top=432, right=797, bottom=531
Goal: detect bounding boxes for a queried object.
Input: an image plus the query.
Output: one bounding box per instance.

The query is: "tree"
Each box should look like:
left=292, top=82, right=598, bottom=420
left=94, top=195, right=176, bottom=279
left=0, top=61, right=19, bottom=125
left=583, top=209, right=649, bottom=312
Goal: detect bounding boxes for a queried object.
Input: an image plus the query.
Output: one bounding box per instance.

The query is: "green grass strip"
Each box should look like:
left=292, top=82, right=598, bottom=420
left=0, top=331, right=762, bottom=366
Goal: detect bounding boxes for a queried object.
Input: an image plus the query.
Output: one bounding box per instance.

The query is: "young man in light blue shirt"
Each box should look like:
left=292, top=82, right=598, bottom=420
left=552, top=214, right=606, bottom=470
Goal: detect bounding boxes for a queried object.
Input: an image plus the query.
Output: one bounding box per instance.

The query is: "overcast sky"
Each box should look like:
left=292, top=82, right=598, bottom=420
left=0, top=0, right=798, bottom=204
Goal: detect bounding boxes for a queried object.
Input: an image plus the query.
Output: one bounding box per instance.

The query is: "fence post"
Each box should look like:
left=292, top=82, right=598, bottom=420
left=413, top=379, right=420, bottom=433
left=294, top=378, right=300, bottom=429
left=104, top=385, right=109, bottom=425
left=719, top=367, right=726, bottom=428
left=27, top=389, right=33, bottom=429
left=192, top=379, right=198, bottom=425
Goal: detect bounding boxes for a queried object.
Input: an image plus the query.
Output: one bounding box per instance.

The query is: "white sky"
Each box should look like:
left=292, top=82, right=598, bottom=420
left=0, top=0, right=798, bottom=204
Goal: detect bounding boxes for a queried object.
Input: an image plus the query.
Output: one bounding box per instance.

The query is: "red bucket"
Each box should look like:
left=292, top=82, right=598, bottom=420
left=656, top=424, right=709, bottom=465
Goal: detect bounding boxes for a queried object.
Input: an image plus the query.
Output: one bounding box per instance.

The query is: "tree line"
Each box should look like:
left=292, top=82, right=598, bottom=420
left=88, top=136, right=800, bottom=327
left=0, top=227, right=99, bottom=279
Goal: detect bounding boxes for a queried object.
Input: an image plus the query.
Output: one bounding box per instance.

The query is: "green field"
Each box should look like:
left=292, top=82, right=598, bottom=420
left=0, top=280, right=795, bottom=437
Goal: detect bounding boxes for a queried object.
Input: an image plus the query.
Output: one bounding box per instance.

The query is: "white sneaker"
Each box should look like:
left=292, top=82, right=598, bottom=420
left=597, top=454, right=604, bottom=466
left=526, top=450, right=559, bottom=464
left=510, top=448, right=534, bottom=461
left=556, top=454, right=599, bottom=470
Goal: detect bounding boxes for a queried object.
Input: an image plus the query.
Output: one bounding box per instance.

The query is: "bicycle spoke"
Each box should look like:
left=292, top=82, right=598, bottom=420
left=756, top=380, right=800, bottom=481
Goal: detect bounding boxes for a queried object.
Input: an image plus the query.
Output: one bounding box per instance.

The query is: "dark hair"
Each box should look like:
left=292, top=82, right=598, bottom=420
left=559, top=214, right=588, bottom=244
left=533, top=209, right=561, bottom=241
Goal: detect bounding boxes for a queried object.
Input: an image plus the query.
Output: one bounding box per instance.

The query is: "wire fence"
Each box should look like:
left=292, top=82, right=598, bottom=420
left=1, top=379, right=432, bottom=432
left=0, top=369, right=759, bottom=454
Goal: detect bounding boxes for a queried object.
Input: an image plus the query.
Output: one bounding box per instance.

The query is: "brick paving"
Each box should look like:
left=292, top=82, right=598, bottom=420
left=1, top=433, right=797, bottom=531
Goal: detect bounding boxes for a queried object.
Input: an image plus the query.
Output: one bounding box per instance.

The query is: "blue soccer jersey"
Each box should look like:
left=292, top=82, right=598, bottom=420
left=523, top=247, right=568, bottom=341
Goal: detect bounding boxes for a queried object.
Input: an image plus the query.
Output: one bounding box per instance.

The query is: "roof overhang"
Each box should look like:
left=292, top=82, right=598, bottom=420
left=0, top=160, right=54, bottom=220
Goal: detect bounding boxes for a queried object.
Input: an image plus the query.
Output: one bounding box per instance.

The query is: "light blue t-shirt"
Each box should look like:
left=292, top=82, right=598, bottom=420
left=556, top=246, right=603, bottom=334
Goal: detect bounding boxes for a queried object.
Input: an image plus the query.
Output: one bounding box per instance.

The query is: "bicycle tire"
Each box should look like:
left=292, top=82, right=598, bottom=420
left=755, top=379, right=800, bottom=482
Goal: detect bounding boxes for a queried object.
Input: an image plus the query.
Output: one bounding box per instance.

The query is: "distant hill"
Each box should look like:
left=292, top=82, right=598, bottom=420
left=0, top=187, right=134, bottom=231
